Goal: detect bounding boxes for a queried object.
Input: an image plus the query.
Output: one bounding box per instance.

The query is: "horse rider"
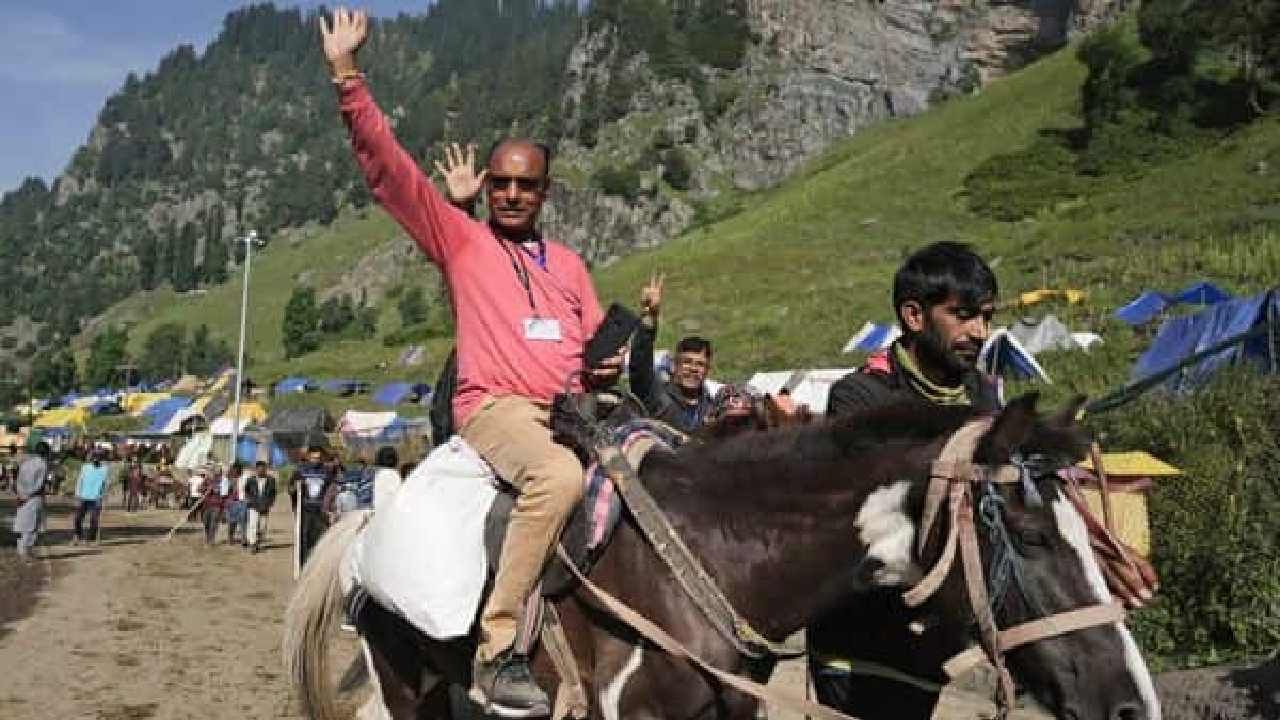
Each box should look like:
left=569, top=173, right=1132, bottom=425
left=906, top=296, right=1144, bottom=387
left=628, top=273, right=718, bottom=433
left=322, top=11, right=624, bottom=712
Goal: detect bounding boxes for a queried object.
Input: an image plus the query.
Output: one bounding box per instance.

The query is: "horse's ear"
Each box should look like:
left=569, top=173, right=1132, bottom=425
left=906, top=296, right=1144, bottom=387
left=977, top=392, right=1039, bottom=462
left=1046, top=394, right=1088, bottom=428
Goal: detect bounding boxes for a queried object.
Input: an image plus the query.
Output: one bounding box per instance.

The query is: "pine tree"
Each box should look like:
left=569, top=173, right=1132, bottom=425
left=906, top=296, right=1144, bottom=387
left=282, top=285, right=321, bottom=358
left=204, top=206, right=229, bottom=284
left=172, top=222, right=198, bottom=292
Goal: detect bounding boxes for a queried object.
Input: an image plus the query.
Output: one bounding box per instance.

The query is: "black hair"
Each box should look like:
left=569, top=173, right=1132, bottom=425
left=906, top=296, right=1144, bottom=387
left=34, top=442, right=50, bottom=459
left=230, top=461, right=244, bottom=473
left=676, top=336, right=713, bottom=360
left=892, top=242, right=998, bottom=323
left=255, top=460, right=267, bottom=468
left=375, top=446, right=398, bottom=469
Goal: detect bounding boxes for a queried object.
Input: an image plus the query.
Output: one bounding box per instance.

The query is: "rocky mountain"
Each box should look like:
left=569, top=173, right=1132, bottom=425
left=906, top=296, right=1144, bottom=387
left=545, top=0, right=1128, bottom=263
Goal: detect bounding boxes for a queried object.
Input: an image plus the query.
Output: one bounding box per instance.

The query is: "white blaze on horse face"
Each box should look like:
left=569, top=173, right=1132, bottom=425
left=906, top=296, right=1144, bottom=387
left=1051, top=498, right=1162, bottom=720
left=855, top=481, right=922, bottom=587
left=600, top=643, right=644, bottom=720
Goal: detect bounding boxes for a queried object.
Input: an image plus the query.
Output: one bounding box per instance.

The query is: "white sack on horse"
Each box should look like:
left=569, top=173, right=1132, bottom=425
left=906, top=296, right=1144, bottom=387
left=351, top=436, right=498, bottom=639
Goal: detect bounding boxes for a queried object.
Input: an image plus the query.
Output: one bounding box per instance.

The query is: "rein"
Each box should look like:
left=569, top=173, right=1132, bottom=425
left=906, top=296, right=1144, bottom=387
left=901, top=418, right=1126, bottom=715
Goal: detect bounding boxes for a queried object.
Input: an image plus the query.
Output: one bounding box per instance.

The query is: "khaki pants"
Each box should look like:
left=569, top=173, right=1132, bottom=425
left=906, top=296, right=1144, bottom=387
left=460, top=395, right=583, bottom=662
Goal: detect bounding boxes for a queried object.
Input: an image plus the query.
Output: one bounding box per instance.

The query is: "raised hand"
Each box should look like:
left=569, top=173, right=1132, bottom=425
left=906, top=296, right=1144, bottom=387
left=318, top=7, right=369, bottom=76
left=640, top=271, right=665, bottom=318
left=432, top=143, right=488, bottom=207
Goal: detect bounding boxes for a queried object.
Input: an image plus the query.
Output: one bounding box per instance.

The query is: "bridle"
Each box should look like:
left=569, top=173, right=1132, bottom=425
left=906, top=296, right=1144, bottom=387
left=902, top=418, right=1127, bottom=715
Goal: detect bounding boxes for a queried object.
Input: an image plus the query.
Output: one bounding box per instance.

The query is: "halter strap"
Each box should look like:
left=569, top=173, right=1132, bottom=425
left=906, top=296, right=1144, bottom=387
left=902, top=418, right=1126, bottom=714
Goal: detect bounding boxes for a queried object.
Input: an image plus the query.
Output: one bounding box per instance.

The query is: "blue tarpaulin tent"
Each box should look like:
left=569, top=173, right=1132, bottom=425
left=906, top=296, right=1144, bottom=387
left=977, top=329, right=1051, bottom=383
left=274, top=377, right=313, bottom=396
left=373, top=382, right=430, bottom=406
left=1132, top=290, right=1279, bottom=393
left=236, top=435, right=289, bottom=467
left=842, top=322, right=901, bottom=353
left=1115, top=282, right=1234, bottom=326
left=320, top=379, right=361, bottom=395
left=1115, top=291, right=1170, bottom=327
left=143, top=397, right=193, bottom=434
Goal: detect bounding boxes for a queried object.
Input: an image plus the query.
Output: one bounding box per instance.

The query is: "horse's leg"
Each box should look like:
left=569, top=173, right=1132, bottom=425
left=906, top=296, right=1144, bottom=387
left=357, top=600, right=442, bottom=719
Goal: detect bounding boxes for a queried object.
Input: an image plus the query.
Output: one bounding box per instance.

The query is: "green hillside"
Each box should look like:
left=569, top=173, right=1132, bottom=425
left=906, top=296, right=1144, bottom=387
left=101, top=41, right=1280, bottom=399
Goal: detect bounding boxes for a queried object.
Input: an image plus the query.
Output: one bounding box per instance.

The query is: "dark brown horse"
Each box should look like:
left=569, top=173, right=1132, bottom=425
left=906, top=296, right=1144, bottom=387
left=284, top=394, right=1158, bottom=720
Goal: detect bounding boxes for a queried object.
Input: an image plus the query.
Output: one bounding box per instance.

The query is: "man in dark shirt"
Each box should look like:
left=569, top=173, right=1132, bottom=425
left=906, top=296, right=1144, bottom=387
left=290, top=446, right=336, bottom=573
left=627, top=273, right=716, bottom=433
left=812, top=241, right=1000, bottom=718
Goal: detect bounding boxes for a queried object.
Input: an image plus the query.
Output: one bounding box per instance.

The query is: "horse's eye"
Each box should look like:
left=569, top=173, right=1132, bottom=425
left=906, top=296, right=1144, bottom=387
left=1019, top=528, right=1051, bottom=548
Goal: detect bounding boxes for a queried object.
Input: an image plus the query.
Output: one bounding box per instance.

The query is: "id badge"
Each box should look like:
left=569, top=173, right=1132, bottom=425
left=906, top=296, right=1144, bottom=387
left=523, top=317, right=563, bottom=342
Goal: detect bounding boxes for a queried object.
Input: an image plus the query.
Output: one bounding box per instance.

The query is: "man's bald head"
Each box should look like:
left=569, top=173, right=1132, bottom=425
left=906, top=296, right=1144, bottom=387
left=487, top=139, right=552, bottom=180
left=486, top=138, right=552, bottom=238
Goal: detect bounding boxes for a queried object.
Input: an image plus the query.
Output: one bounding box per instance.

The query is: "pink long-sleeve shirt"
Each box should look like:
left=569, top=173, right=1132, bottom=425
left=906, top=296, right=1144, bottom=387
left=338, top=78, right=603, bottom=427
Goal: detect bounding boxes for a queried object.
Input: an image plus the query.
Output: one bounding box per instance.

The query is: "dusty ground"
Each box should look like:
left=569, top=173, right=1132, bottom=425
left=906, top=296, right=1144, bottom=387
left=0, top=494, right=319, bottom=720
left=2, top=493, right=1274, bottom=720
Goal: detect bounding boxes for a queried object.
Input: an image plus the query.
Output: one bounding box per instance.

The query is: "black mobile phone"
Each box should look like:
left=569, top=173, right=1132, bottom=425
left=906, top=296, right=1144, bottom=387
left=584, top=303, right=641, bottom=368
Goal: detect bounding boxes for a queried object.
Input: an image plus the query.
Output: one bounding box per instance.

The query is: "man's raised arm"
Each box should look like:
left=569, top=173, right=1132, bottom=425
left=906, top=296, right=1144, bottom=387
left=320, top=7, right=468, bottom=265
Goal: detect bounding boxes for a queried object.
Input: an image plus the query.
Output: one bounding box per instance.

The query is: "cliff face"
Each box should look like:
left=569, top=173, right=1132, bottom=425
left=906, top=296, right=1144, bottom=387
left=547, top=0, right=1124, bottom=265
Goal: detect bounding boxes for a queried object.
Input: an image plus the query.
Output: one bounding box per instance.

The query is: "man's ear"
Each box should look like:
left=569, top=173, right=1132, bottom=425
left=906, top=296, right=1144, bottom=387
left=899, top=300, right=926, bottom=333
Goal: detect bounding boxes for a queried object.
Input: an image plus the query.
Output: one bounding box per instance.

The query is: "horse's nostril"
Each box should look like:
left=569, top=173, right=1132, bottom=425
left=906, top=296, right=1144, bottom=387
left=1110, top=702, right=1143, bottom=720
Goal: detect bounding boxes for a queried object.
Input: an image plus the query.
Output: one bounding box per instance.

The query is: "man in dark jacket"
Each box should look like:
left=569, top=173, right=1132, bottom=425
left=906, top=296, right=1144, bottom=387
left=290, top=446, right=335, bottom=572
left=812, top=241, right=1000, bottom=718
left=243, top=461, right=277, bottom=554
left=627, top=273, right=716, bottom=433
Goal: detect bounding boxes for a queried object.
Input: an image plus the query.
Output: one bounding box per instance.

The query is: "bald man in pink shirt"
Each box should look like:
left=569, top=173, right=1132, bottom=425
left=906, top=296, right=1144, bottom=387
left=324, top=9, right=619, bottom=714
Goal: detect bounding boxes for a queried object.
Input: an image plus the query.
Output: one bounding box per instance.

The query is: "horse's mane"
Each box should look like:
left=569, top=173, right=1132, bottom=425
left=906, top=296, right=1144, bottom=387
left=648, top=401, right=976, bottom=513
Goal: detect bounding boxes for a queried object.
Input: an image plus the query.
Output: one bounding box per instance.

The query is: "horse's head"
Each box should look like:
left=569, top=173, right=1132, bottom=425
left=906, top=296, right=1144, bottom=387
left=922, top=393, right=1160, bottom=720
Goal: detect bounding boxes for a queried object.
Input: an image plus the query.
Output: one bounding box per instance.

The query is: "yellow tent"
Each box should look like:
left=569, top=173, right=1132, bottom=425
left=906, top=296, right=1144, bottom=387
left=220, top=401, right=268, bottom=425
left=34, top=406, right=89, bottom=430
left=1016, top=288, right=1087, bottom=308
left=1076, top=451, right=1182, bottom=558
left=124, top=393, right=171, bottom=415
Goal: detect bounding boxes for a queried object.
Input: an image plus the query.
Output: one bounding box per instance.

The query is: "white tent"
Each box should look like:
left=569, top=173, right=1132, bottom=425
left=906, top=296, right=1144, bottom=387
left=161, top=405, right=205, bottom=435
left=746, top=369, right=857, bottom=415
left=978, top=329, right=1051, bottom=383
left=339, top=410, right=399, bottom=437
left=175, top=432, right=213, bottom=470
left=209, top=416, right=252, bottom=436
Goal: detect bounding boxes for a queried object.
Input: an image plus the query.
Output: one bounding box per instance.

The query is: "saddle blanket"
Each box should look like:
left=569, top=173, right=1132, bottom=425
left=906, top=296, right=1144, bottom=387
left=351, top=424, right=667, bottom=640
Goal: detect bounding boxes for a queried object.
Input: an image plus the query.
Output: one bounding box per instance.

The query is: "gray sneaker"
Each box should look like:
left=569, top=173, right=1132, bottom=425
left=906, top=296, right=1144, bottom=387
left=470, top=653, right=550, bottom=718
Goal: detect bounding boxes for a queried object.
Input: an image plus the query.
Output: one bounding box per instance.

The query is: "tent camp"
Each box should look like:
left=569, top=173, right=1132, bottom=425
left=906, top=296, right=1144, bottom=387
left=175, top=432, right=213, bottom=470
left=978, top=329, right=1051, bottom=383
left=842, top=322, right=900, bottom=354
left=266, top=407, right=334, bottom=452
left=171, top=375, right=202, bottom=394
left=1131, top=289, right=1279, bottom=393
left=1115, top=281, right=1233, bottom=327
left=123, top=393, right=171, bottom=415
left=746, top=369, right=857, bottom=415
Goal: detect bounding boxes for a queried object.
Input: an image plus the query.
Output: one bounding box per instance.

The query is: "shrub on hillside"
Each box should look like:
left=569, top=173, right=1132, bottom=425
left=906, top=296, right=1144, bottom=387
left=594, top=165, right=644, bottom=201
left=962, top=137, right=1086, bottom=221
left=1089, top=370, right=1280, bottom=668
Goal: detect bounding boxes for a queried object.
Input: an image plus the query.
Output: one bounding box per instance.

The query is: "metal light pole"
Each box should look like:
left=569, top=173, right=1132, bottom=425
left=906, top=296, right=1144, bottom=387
left=230, top=230, right=261, bottom=465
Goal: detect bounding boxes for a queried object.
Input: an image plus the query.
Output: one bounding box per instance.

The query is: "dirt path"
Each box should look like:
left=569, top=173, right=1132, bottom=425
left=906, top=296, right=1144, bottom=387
left=0, top=498, right=311, bottom=720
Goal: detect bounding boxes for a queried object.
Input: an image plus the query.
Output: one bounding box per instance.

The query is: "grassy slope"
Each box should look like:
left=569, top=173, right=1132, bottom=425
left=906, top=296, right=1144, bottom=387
left=95, top=44, right=1280, bottom=406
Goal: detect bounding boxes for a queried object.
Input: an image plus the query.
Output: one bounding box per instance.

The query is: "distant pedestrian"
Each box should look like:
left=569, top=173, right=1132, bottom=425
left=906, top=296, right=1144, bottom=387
left=290, top=446, right=335, bottom=571
left=226, top=463, right=248, bottom=545
left=125, top=460, right=145, bottom=512
left=372, top=446, right=402, bottom=510
left=243, top=461, right=277, bottom=554
left=13, top=443, right=50, bottom=562
left=199, top=466, right=237, bottom=545
left=72, top=452, right=110, bottom=545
